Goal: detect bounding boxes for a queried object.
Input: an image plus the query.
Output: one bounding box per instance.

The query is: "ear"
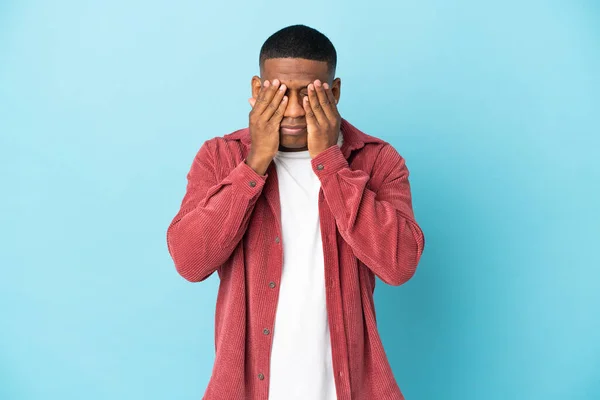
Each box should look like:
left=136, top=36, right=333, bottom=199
left=331, top=78, right=341, bottom=105
left=251, top=75, right=262, bottom=100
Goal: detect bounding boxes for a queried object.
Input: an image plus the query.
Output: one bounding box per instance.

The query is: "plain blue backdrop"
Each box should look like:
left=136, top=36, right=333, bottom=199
left=1, top=1, right=599, bottom=399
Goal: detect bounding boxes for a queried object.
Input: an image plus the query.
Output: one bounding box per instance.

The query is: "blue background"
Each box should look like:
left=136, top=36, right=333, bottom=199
left=1, top=1, right=599, bottom=399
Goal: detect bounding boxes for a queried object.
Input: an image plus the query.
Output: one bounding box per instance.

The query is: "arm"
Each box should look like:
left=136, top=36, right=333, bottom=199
left=312, top=143, right=425, bottom=286
left=168, top=77, right=288, bottom=282
left=166, top=139, right=267, bottom=282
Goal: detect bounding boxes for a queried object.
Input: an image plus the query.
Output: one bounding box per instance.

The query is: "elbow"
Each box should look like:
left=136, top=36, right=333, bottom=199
left=170, top=246, right=215, bottom=283
left=382, top=262, right=418, bottom=286
left=167, top=227, right=216, bottom=283
left=175, top=262, right=212, bottom=283
left=383, top=232, right=424, bottom=286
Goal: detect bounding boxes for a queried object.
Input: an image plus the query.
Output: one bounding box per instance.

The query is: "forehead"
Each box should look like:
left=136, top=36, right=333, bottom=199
left=261, top=58, right=330, bottom=88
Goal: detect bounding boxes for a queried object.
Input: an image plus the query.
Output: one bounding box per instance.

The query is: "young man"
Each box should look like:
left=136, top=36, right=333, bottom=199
left=167, top=25, right=425, bottom=400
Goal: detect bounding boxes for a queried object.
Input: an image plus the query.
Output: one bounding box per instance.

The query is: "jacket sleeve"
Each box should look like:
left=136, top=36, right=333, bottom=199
left=311, top=143, right=425, bottom=286
left=166, top=139, right=267, bottom=282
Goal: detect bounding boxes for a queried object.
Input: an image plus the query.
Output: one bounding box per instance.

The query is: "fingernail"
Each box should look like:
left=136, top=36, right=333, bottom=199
left=308, top=84, right=314, bottom=91
left=279, top=84, right=286, bottom=91
left=315, top=80, right=322, bottom=87
left=264, top=80, right=270, bottom=87
left=323, top=83, right=329, bottom=89
left=283, top=96, right=288, bottom=101
left=273, top=79, right=279, bottom=86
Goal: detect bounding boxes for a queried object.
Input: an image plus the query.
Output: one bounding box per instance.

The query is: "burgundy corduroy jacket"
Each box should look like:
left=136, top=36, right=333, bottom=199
left=167, top=119, right=425, bottom=399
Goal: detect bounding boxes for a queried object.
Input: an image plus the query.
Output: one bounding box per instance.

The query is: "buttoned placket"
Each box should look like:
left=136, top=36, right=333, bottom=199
left=256, top=163, right=285, bottom=391
left=318, top=188, right=352, bottom=398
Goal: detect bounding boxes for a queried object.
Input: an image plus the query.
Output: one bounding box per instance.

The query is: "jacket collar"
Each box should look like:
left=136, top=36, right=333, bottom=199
left=224, top=118, right=384, bottom=159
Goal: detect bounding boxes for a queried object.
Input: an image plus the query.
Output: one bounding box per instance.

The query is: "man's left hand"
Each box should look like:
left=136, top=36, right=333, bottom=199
left=303, top=79, right=341, bottom=159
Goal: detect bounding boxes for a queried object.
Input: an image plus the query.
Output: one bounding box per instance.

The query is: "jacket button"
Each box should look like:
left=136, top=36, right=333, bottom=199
left=274, top=236, right=280, bottom=244
left=269, top=281, right=276, bottom=289
left=249, top=181, right=256, bottom=187
left=263, top=328, right=270, bottom=335
left=258, top=373, right=265, bottom=380
left=317, top=164, right=324, bottom=170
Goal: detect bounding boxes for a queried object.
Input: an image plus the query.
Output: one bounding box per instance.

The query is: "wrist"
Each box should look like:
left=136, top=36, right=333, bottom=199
left=309, top=144, right=334, bottom=159
left=246, top=151, right=273, bottom=176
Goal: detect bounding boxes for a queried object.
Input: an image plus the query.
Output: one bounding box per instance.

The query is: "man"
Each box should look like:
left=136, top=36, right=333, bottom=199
left=167, top=25, right=425, bottom=400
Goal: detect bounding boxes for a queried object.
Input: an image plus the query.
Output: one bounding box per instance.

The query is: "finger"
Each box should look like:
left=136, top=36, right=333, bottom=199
left=269, top=95, right=288, bottom=124
left=263, top=83, right=287, bottom=121
left=250, top=80, right=269, bottom=113
left=307, top=82, right=327, bottom=125
left=322, top=82, right=339, bottom=112
left=248, top=97, right=256, bottom=108
left=314, top=80, right=336, bottom=121
left=303, top=96, right=319, bottom=129
left=253, top=79, right=280, bottom=115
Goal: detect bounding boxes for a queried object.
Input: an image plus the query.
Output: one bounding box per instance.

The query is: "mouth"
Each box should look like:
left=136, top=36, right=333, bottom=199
left=280, top=126, right=307, bottom=136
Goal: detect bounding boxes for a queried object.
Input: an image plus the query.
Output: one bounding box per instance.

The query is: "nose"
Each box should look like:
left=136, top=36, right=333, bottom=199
left=283, top=92, right=305, bottom=119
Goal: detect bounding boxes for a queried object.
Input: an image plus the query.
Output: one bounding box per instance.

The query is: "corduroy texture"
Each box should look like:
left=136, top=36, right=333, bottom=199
left=167, top=119, right=425, bottom=400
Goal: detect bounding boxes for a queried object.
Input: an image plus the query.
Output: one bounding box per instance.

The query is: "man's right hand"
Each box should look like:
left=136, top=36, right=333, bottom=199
left=246, top=79, right=287, bottom=176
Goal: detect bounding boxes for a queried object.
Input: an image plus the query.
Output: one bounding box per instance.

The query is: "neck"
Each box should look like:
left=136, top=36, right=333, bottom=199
left=278, top=145, right=308, bottom=152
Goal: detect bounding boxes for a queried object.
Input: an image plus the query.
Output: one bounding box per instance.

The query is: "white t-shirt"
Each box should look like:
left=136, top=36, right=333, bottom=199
left=268, top=134, right=343, bottom=400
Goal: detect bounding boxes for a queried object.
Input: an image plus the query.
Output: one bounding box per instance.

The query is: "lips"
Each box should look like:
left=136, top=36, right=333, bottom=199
left=280, top=126, right=307, bottom=135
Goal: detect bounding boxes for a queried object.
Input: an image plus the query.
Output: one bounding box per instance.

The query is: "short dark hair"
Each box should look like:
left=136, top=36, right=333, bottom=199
left=259, top=25, right=337, bottom=74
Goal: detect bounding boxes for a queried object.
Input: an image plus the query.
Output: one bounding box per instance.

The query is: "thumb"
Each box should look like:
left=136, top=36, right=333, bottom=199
left=248, top=97, right=256, bottom=108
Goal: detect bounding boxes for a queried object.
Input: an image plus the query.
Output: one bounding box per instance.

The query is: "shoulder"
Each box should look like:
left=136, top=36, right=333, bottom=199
left=197, top=127, right=250, bottom=157
left=191, top=128, right=250, bottom=180
left=361, top=141, right=408, bottom=183
left=342, top=119, right=405, bottom=166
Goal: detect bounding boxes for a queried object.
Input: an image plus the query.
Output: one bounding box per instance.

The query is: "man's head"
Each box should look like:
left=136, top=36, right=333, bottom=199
left=251, top=25, right=341, bottom=150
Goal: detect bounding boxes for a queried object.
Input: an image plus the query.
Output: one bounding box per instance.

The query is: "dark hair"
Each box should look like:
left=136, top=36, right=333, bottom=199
left=259, top=25, right=337, bottom=74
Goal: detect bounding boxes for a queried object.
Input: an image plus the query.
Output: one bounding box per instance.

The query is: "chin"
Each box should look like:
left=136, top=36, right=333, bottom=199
left=279, top=134, right=308, bottom=149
